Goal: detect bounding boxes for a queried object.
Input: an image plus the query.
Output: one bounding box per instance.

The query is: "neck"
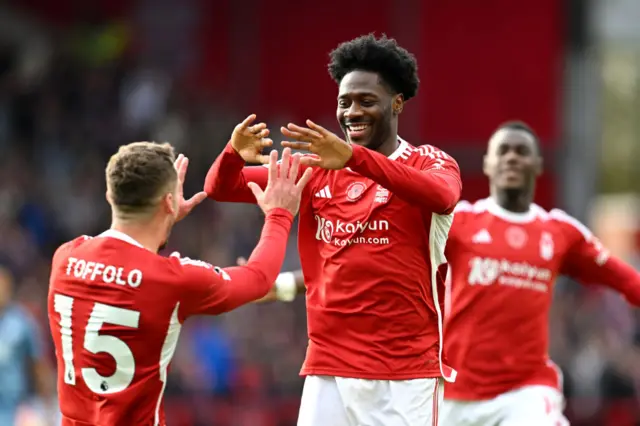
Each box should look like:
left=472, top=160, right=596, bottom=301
left=111, top=219, right=163, bottom=253
left=491, top=188, right=533, bottom=213
left=376, top=125, right=400, bottom=157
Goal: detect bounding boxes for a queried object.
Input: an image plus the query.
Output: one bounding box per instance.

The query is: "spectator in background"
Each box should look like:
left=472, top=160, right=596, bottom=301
left=0, top=265, right=55, bottom=425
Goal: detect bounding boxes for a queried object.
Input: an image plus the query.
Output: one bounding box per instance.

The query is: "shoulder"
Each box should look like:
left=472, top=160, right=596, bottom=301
left=52, top=236, right=93, bottom=267
left=453, top=198, right=494, bottom=217
left=411, top=143, right=457, bottom=163
left=54, top=235, right=93, bottom=255
left=546, top=208, right=594, bottom=242
left=409, top=143, right=460, bottom=177
left=165, top=252, right=227, bottom=282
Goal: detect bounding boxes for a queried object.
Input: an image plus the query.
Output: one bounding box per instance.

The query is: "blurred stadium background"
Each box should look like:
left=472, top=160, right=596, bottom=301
left=0, top=0, right=639, bottom=425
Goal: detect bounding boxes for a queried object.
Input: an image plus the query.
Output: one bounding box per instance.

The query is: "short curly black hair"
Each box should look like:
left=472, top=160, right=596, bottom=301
left=494, top=120, right=540, bottom=152
left=328, top=33, right=420, bottom=101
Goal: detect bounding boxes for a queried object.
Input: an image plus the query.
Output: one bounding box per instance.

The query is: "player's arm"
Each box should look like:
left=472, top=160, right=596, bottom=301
left=555, top=210, right=640, bottom=305
left=254, top=269, right=306, bottom=303
left=281, top=122, right=460, bottom=214
left=181, top=208, right=294, bottom=315
left=189, top=148, right=313, bottom=315
left=204, top=143, right=269, bottom=203
left=346, top=144, right=462, bottom=214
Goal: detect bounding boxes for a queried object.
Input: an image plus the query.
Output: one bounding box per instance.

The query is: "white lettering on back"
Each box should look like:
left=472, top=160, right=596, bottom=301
left=65, top=257, right=143, bottom=288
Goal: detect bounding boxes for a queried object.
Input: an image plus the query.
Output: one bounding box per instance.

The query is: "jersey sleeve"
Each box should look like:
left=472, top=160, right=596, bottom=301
left=346, top=143, right=462, bottom=214
left=554, top=209, right=640, bottom=305
left=177, top=208, right=294, bottom=318
left=444, top=200, right=473, bottom=258
left=204, top=143, right=312, bottom=204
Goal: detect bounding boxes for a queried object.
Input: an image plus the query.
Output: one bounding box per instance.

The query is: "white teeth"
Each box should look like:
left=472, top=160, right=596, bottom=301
left=348, top=124, right=369, bottom=131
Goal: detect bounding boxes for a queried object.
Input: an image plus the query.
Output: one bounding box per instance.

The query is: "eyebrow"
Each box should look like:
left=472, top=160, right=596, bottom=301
left=337, top=91, right=379, bottom=100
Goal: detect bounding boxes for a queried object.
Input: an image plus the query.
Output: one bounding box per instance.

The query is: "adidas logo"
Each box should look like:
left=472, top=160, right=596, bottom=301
left=315, top=185, right=332, bottom=199
left=472, top=229, right=492, bottom=244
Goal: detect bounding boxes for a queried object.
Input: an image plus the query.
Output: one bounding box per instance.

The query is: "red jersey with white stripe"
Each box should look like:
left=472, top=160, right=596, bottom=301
left=48, top=210, right=292, bottom=425
left=444, top=198, right=640, bottom=400
left=205, top=138, right=462, bottom=380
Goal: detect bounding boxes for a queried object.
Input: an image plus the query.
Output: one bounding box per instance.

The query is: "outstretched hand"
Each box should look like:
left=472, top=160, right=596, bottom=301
left=248, top=148, right=313, bottom=216
left=230, top=114, right=274, bottom=164
left=174, top=154, right=207, bottom=222
left=280, top=120, right=353, bottom=170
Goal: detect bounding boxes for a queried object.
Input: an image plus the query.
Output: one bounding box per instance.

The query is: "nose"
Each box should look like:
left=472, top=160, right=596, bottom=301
left=502, top=149, right=521, bottom=164
left=344, top=103, right=364, bottom=120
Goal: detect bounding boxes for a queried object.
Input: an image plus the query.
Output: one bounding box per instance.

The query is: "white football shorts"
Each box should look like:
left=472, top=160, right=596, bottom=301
left=440, top=385, right=569, bottom=426
left=297, top=375, right=444, bottom=426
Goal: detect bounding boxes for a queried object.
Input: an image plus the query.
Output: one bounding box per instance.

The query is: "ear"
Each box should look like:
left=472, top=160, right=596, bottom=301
left=393, top=94, right=404, bottom=116
left=534, top=155, right=543, bottom=177
left=162, top=193, right=176, bottom=216
left=106, top=190, right=113, bottom=204
left=482, top=154, right=490, bottom=178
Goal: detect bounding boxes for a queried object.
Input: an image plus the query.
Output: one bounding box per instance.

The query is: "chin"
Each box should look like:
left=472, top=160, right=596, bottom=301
left=498, top=186, right=528, bottom=196
left=349, top=138, right=370, bottom=147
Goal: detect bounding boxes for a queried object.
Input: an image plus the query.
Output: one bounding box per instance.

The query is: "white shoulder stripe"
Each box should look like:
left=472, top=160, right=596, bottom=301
left=549, top=209, right=593, bottom=240
left=453, top=200, right=473, bottom=213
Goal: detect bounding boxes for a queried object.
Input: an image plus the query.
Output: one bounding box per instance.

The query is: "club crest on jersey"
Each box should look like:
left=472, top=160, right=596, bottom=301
left=505, top=226, right=528, bottom=249
left=346, top=182, right=366, bottom=202
left=374, top=186, right=389, bottom=204
left=539, top=232, right=554, bottom=260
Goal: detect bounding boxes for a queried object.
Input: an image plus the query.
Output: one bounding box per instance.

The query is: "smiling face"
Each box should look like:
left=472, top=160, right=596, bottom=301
left=336, top=70, right=402, bottom=152
left=484, top=128, right=542, bottom=194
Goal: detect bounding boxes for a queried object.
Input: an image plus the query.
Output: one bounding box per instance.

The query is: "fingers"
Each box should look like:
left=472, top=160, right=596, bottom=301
left=281, top=141, right=312, bottom=151
left=247, top=122, right=267, bottom=134
left=247, top=182, right=263, bottom=200
left=174, top=154, right=188, bottom=186
left=237, top=114, right=257, bottom=130
left=280, top=127, right=303, bottom=141
left=267, top=149, right=279, bottom=183
left=295, top=167, right=314, bottom=191
left=256, top=153, right=270, bottom=164
left=288, top=153, right=301, bottom=183
left=260, top=138, right=273, bottom=148
left=287, top=123, right=323, bottom=139
left=236, top=257, right=248, bottom=266
left=306, top=119, right=329, bottom=136
left=280, top=147, right=291, bottom=180
left=281, top=125, right=322, bottom=143
left=299, top=156, right=322, bottom=167
left=185, top=191, right=208, bottom=207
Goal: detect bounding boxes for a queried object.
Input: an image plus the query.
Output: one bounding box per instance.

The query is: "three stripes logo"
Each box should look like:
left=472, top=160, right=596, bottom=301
left=315, top=185, right=332, bottom=199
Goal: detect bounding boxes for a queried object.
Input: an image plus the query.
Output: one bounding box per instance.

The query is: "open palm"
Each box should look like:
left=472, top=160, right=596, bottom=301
left=174, top=154, right=207, bottom=221
left=280, top=120, right=353, bottom=169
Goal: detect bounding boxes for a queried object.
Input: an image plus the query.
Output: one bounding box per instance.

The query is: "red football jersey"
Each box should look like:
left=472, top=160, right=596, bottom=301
left=205, top=138, right=462, bottom=380
left=444, top=198, right=640, bottom=400
left=48, top=210, right=292, bottom=425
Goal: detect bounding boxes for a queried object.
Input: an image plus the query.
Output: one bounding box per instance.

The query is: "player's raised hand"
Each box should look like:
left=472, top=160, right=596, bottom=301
left=174, top=154, right=207, bottom=222
left=230, top=114, right=273, bottom=164
left=281, top=120, right=353, bottom=170
left=247, top=148, right=313, bottom=216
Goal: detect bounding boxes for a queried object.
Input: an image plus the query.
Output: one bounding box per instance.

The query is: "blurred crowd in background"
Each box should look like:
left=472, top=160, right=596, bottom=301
left=0, top=0, right=639, bottom=425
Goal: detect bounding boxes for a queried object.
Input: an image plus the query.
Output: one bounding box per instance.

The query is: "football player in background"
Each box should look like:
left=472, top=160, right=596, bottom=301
left=440, top=121, right=640, bottom=425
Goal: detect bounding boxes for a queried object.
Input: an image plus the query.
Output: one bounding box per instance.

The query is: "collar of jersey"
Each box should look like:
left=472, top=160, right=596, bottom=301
left=97, top=229, right=144, bottom=248
left=345, top=136, right=410, bottom=173
left=484, top=197, right=540, bottom=224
